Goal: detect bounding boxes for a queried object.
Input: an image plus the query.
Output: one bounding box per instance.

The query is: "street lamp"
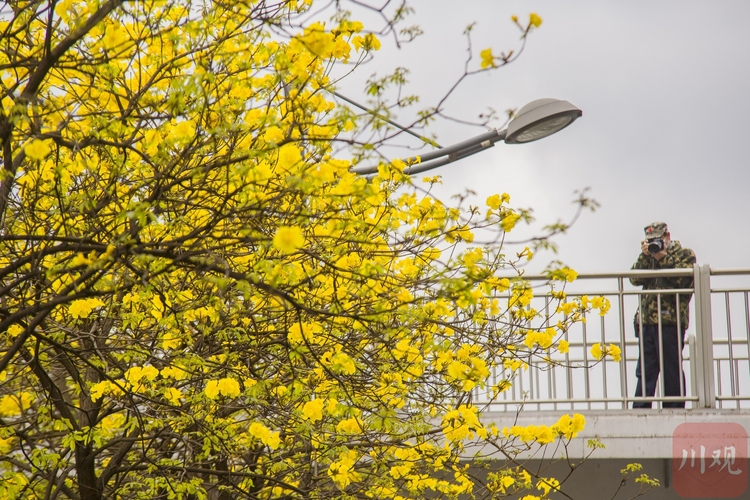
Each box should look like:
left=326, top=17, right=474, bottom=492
left=351, top=98, right=582, bottom=176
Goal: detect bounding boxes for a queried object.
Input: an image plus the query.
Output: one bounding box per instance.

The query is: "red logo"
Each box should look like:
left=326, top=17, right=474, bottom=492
left=672, top=422, right=748, bottom=498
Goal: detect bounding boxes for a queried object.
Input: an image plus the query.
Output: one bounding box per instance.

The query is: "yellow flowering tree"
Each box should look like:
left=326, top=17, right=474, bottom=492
left=0, top=1, right=605, bottom=499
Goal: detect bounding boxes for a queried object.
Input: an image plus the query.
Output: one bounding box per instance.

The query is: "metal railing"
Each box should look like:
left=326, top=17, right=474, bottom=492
left=475, top=265, right=750, bottom=411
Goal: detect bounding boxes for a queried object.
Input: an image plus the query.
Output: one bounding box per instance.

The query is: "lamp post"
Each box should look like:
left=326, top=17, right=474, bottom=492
left=350, top=98, right=582, bottom=176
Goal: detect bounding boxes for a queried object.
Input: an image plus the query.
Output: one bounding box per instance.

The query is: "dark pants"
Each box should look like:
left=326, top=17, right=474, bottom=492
left=633, top=324, right=686, bottom=408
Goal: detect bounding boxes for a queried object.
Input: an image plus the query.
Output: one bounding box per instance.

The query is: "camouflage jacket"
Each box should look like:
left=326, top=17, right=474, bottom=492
left=630, top=240, right=696, bottom=329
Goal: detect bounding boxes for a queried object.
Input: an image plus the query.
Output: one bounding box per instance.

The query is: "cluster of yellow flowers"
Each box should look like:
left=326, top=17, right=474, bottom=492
left=442, top=404, right=487, bottom=443
left=502, top=413, right=586, bottom=444
left=204, top=378, right=241, bottom=399
left=0, top=392, right=34, bottom=418
left=444, top=344, right=491, bottom=391
left=591, top=343, right=622, bottom=362
left=247, top=422, right=282, bottom=449
left=68, top=298, right=105, bottom=319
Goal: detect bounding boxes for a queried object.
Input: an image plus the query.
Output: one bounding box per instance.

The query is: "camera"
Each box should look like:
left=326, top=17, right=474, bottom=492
left=647, top=238, right=664, bottom=254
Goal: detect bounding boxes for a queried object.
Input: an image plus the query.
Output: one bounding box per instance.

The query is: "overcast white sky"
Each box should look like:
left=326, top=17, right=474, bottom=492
left=336, top=0, right=750, bottom=274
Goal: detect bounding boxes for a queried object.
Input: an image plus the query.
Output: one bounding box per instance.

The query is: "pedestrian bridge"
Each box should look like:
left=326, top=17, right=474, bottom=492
left=475, top=265, right=750, bottom=440
left=473, top=266, right=750, bottom=499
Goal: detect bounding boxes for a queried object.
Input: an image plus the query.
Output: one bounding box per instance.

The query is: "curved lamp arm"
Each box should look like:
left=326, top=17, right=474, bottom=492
left=351, top=98, right=582, bottom=176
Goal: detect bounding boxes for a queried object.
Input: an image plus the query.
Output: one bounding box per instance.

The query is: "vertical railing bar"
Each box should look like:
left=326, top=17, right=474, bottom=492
left=638, top=298, right=646, bottom=403
left=582, top=313, right=591, bottom=410
left=706, top=265, right=717, bottom=407
left=693, top=264, right=706, bottom=407
left=716, top=358, right=723, bottom=409
left=696, top=264, right=716, bottom=408
left=518, top=359, right=525, bottom=406
left=534, top=358, right=540, bottom=410
left=552, top=360, right=558, bottom=409
left=543, top=297, right=558, bottom=412
left=689, top=335, right=698, bottom=409
left=618, top=277, right=628, bottom=408
left=506, top=367, right=513, bottom=410
left=725, top=291, right=736, bottom=398
left=503, top=366, right=517, bottom=411
left=657, top=294, right=665, bottom=408
left=547, top=297, right=553, bottom=412
left=734, top=359, right=741, bottom=409
left=506, top=367, right=513, bottom=411
left=492, top=362, right=499, bottom=405
left=601, top=313, right=608, bottom=409
left=677, top=293, right=685, bottom=403
left=528, top=348, right=535, bottom=410
left=564, top=314, right=573, bottom=408
left=548, top=356, right=555, bottom=410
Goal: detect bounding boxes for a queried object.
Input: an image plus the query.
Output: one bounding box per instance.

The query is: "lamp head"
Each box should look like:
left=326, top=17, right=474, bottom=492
left=504, top=98, right=582, bottom=144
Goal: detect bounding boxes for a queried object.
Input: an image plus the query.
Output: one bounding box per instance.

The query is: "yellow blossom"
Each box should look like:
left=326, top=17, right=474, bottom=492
left=486, top=194, right=502, bottom=209
left=561, top=267, right=578, bottom=282
left=395, top=288, right=413, bottom=303
left=590, top=343, right=621, bottom=362
left=328, top=449, right=361, bottom=488
left=248, top=422, right=281, bottom=449
left=538, top=477, right=560, bottom=496
left=204, top=380, right=220, bottom=399
left=552, top=413, right=586, bottom=439
left=164, top=387, right=183, bottom=405
left=68, top=298, right=105, bottom=319
left=529, top=13, right=543, bottom=28
left=590, top=343, right=604, bottom=360
left=608, top=343, right=622, bottom=362
left=0, top=436, right=13, bottom=454
left=558, top=339, right=569, bottom=354
left=336, top=417, right=362, bottom=434
left=523, top=329, right=554, bottom=350
left=161, top=365, right=188, bottom=380
left=273, top=226, right=305, bottom=254
left=557, top=301, right=578, bottom=315
left=480, top=48, right=495, bottom=69
left=204, top=378, right=240, bottom=399
left=160, top=332, right=181, bottom=350
left=90, top=380, right=114, bottom=401
left=301, top=398, right=324, bottom=422
left=591, top=295, right=611, bottom=316
left=0, top=392, right=33, bottom=417
left=7, top=324, right=23, bottom=338
left=217, top=378, right=241, bottom=397
left=391, top=158, right=406, bottom=172
left=24, top=139, right=52, bottom=160
left=124, top=366, right=159, bottom=391
left=264, top=126, right=285, bottom=144
left=389, top=463, right=412, bottom=479
left=277, top=143, right=302, bottom=171
left=330, top=351, right=356, bottom=375
left=501, top=212, right=520, bottom=232
left=352, top=33, right=380, bottom=52
left=100, top=413, right=126, bottom=432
